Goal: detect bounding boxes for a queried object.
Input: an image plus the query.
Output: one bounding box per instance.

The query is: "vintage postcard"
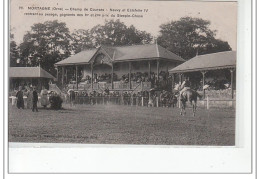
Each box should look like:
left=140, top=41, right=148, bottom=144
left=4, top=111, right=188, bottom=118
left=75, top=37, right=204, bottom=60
left=6, top=0, right=253, bottom=174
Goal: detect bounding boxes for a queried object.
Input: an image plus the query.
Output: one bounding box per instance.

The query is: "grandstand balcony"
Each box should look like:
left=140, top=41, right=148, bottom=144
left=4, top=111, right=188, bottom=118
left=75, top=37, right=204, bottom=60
left=66, top=80, right=152, bottom=92
left=54, top=44, right=185, bottom=92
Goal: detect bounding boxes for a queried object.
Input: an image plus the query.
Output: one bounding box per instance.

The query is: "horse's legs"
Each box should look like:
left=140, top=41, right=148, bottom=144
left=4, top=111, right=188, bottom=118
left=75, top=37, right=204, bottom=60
left=195, top=101, right=197, bottom=115
left=183, top=102, right=186, bottom=115
left=180, top=100, right=183, bottom=115
left=192, top=101, right=197, bottom=117
left=180, top=101, right=186, bottom=116
left=192, top=102, right=195, bottom=117
left=180, top=103, right=183, bottom=115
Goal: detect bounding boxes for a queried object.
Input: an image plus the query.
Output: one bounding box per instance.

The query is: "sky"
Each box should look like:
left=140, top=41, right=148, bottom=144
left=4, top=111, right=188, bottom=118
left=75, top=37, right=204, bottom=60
left=10, top=0, right=237, bottom=50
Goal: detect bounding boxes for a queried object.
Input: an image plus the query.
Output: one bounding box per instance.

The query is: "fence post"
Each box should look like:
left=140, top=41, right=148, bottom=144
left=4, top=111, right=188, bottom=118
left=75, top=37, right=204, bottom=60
left=141, top=97, right=144, bottom=106
left=206, top=95, right=209, bottom=110
left=156, top=97, right=159, bottom=107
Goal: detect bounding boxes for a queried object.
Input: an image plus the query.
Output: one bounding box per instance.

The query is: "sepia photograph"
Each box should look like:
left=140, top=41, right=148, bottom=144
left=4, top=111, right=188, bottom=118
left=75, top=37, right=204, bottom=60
left=7, top=0, right=258, bottom=175
left=8, top=0, right=237, bottom=147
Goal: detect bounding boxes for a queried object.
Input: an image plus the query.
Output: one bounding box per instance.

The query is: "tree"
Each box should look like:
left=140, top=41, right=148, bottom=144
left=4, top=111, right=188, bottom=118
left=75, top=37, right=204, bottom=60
left=70, top=20, right=152, bottom=54
left=90, top=19, right=153, bottom=46
left=19, top=20, right=71, bottom=75
left=70, top=29, right=95, bottom=54
left=10, top=33, right=20, bottom=67
left=157, top=17, right=232, bottom=60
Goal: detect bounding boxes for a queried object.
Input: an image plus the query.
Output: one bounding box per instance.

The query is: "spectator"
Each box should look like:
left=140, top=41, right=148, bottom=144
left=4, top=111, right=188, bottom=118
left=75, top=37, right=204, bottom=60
left=40, top=86, right=49, bottom=108
left=27, top=86, right=33, bottom=109
left=104, top=87, right=109, bottom=95
left=68, top=89, right=76, bottom=107
left=16, top=86, right=24, bottom=109
left=32, top=86, right=38, bottom=112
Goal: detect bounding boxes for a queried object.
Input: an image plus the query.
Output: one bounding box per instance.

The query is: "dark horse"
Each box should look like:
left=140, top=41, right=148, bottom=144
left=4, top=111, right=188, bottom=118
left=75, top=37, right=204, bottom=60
left=179, top=89, right=202, bottom=117
left=160, top=91, right=177, bottom=108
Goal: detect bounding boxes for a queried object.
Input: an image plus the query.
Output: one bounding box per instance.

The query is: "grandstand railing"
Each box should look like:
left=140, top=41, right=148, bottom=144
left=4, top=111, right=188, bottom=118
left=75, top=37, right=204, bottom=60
left=67, top=81, right=152, bottom=91
left=70, top=96, right=151, bottom=107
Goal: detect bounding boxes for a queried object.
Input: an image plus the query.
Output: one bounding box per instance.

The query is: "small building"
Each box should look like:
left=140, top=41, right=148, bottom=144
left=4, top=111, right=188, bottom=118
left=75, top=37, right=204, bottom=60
left=169, top=51, right=236, bottom=98
left=55, top=44, right=185, bottom=91
left=9, top=67, right=55, bottom=91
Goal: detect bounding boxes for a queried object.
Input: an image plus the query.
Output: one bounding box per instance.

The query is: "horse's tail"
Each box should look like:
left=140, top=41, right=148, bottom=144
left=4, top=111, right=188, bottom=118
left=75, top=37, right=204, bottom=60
left=187, top=92, right=192, bottom=105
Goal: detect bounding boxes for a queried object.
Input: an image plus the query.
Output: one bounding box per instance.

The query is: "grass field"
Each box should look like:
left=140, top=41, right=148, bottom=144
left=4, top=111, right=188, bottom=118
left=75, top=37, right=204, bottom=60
left=8, top=103, right=235, bottom=145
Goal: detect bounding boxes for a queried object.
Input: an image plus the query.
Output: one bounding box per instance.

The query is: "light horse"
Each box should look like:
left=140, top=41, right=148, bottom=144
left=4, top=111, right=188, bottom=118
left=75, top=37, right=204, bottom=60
left=175, top=84, right=202, bottom=117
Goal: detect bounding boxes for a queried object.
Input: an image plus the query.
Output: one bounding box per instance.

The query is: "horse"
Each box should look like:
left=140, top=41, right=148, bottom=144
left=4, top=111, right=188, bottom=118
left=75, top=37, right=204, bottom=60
left=164, top=91, right=177, bottom=108
left=160, top=91, right=169, bottom=107
left=175, top=84, right=202, bottom=116
left=169, top=91, right=178, bottom=108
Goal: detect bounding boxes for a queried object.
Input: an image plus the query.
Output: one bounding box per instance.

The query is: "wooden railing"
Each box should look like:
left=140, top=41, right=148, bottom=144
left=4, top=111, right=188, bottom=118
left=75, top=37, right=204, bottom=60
left=73, top=96, right=150, bottom=107
left=67, top=81, right=152, bottom=91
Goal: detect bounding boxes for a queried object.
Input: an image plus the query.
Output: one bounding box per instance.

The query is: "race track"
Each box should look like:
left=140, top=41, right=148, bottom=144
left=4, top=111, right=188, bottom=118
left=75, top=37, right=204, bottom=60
left=8, top=104, right=235, bottom=145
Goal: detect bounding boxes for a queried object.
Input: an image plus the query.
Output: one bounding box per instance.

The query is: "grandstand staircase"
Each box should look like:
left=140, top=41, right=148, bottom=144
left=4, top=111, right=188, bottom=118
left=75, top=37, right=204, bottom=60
left=49, top=83, right=62, bottom=94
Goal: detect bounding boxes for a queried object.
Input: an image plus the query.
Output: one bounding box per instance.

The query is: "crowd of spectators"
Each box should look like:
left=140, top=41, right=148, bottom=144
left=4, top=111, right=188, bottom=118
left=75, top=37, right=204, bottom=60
left=79, top=71, right=169, bottom=85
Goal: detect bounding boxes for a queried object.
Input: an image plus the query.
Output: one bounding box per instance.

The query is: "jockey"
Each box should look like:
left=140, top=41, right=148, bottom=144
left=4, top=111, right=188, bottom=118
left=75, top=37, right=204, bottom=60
left=180, top=77, right=191, bottom=98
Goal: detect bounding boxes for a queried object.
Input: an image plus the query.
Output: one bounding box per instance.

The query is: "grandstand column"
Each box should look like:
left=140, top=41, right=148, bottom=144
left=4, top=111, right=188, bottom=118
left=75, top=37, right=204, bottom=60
left=75, top=65, right=78, bottom=90
left=166, top=62, right=169, bottom=86
left=111, top=63, right=114, bottom=89
left=129, top=62, right=132, bottom=89
left=230, top=68, right=235, bottom=99
left=201, top=71, right=207, bottom=99
left=61, top=66, right=64, bottom=87
left=91, top=63, right=93, bottom=90
left=171, top=74, right=175, bottom=90
left=65, top=67, right=68, bottom=84
left=157, top=60, right=160, bottom=80
left=178, top=73, right=183, bottom=83
left=148, top=61, right=151, bottom=78
left=56, top=67, right=59, bottom=82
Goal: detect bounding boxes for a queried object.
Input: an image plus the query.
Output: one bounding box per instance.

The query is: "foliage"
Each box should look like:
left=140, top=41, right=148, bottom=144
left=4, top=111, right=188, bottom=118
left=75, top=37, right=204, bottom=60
left=89, top=19, right=153, bottom=46
left=10, top=33, right=20, bottom=67
left=19, top=20, right=71, bottom=75
left=70, top=29, right=95, bottom=54
left=70, top=20, right=153, bottom=54
left=157, top=17, right=232, bottom=60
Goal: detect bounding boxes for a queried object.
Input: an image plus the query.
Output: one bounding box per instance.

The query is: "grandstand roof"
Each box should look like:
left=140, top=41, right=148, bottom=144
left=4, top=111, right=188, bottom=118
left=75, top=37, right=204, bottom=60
left=55, top=44, right=185, bottom=66
left=169, top=51, right=236, bottom=73
left=9, top=67, right=55, bottom=79
left=55, top=48, right=99, bottom=66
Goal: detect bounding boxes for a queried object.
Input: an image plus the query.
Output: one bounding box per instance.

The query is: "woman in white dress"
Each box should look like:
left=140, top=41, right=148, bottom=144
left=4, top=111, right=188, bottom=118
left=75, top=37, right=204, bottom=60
left=40, top=86, right=49, bottom=108
left=27, top=86, right=33, bottom=109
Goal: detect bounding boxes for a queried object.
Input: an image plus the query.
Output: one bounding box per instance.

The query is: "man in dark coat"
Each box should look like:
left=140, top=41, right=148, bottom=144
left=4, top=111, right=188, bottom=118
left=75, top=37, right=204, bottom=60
left=16, top=86, right=24, bottom=109
left=32, top=87, right=38, bottom=112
